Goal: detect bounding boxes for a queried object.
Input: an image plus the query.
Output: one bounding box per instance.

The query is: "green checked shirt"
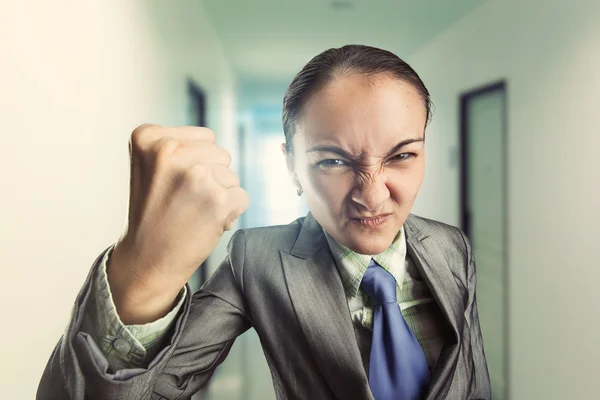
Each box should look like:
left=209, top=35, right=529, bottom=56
left=81, top=246, right=187, bottom=372
left=324, top=226, right=446, bottom=371
left=83, top=226, right=446, bottom=373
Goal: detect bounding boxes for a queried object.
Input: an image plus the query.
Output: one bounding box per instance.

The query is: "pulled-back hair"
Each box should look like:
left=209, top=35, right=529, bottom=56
left=282, top=44, right=432, bottom=153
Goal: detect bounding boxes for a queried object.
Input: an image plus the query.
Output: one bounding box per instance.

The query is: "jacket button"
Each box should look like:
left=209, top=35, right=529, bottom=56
left=114, top=337, right=131, bottom=354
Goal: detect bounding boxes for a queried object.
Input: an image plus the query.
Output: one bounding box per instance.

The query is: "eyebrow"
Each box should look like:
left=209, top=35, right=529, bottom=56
left=305, top=137, right=424, bottom=158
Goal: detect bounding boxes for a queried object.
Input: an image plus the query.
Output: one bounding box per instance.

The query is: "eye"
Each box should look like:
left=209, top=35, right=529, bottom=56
left=316, top=159, right=348, bottom=169
left=388, top=152, right=416, bottom=162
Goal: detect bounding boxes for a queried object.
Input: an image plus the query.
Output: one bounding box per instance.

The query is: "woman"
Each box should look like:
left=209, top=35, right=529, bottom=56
left=38, top=45, right=491, bottom=400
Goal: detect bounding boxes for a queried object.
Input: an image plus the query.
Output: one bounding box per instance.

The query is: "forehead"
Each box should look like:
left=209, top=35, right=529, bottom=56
left=294, top=73, right=427, bottom=155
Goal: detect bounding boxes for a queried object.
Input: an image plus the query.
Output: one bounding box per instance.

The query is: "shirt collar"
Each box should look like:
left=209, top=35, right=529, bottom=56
left=324, top=226, right=407, bottom=298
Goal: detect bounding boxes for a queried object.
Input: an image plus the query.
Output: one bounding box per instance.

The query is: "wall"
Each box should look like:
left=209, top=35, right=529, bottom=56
left=0, top=0, right=237, bottom=398
left=409, top=0, right=600, bottom=398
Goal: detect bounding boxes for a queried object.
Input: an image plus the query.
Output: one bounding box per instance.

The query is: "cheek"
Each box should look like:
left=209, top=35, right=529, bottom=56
left=387, top=166, right=425, bottom=200
left=307, top=170, right=352, bottom=205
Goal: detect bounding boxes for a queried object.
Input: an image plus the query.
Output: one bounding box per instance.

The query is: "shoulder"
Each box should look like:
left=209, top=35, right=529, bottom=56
left=226, top=216, right=306, bottom=267
left=406, top=214, right=477, bottom=288
left=405, top=213, right=470, bottom=259
left=407, top=213, right=466, bottom=242
left=224, top=217, right=306, bottom=289
left=229, top=216, right=305, bottom=253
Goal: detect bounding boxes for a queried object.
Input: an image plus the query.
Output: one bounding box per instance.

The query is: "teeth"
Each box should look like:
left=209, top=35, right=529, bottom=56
left=357, top=216, right=385, bottom=225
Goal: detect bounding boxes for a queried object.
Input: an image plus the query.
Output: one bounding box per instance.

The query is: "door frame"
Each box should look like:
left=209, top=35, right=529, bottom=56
left=459, top=80, right=510, bottom=398
left=187, top=78, right=207, bottom=126
left=187, top=78, right=209, bottom=286
left=459, top=80, right=507, bottom=237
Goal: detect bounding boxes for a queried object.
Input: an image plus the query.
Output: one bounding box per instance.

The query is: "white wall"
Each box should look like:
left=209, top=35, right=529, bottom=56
left=409, top=0, right=600, bottom=398
left=0, top=1, right=237, bottom=398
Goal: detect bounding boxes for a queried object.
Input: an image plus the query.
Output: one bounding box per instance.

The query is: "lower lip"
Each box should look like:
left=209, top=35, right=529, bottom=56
left=351, top=215, right=391, bottom=228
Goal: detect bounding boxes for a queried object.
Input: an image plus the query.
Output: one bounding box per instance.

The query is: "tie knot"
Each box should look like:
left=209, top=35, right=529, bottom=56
left=360, top=259, right=397, bottom=305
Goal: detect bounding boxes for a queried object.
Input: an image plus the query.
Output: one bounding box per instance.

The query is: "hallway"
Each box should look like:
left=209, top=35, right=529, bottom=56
left=1, top=1, right=598, bottom=399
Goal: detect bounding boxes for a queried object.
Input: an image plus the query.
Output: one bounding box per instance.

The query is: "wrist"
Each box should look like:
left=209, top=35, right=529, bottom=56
left=106, top=248, right=184, bottom=325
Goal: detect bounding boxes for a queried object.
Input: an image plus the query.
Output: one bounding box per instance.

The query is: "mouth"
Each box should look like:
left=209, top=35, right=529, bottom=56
left=350, top=214, right=392, bottom=227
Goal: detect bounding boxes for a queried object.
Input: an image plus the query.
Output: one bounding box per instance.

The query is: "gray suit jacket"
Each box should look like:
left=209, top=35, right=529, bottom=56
left=38, top=213, right=491, bottom=399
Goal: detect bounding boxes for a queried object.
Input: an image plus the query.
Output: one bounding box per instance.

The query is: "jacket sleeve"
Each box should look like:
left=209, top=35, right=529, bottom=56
left=37, top=230, right=252, bottom=400
left=81, top=245, right=187, bottom=373
left=460, top=231, right=492, bottom=400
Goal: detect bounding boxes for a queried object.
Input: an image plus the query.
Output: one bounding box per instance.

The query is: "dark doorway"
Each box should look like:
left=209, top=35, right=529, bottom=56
left=187, top=79, right=208, bottom=289
left=188, top=79, right=207, bottom=127
left=459, top=80, right=509, bottom=399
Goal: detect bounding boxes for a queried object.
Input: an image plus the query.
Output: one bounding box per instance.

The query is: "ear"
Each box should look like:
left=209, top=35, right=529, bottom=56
left=281, top=142, right=293, bottom=172
left=281, top=143, right=301, bottom=188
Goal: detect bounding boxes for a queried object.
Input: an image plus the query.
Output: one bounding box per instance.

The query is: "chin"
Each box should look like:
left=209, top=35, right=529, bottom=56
left=344, top=235, right=392, bottom=256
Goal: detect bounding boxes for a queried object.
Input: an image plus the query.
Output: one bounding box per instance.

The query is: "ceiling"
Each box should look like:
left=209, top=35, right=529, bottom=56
left=202, top=0, right=488, bottom=88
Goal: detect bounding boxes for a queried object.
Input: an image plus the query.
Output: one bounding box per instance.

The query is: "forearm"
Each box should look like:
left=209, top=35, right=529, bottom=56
left=107, top=241, right=189, bottom=325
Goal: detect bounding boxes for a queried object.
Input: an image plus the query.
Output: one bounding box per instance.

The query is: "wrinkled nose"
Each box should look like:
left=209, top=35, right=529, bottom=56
left=350, top=171, right=390, bottom=212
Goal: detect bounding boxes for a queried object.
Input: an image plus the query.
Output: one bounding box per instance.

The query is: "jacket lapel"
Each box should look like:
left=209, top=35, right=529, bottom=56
left=280, top=213, right=465, bottom=400
left=281, top=213, right=373, bottom=400
left=404, top=215, right=464, bottom=400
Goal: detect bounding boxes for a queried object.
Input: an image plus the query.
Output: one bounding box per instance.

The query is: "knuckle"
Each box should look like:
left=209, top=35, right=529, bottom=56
left=131, top=124, right=157, bottom=151
left=215, top=145, right=231, bottom=161
left=200, top=128, right=216, bottom=142
left=207, top=144, right=231, bottom=165
left=153, top=138, right=180, bottom=165
left=241, top=189, right=250, bottom=206
left=216, top=165, right=239, bottom=186
left=211, top=189, right=229, bottom=208
left=237, top=190, right=250, bottom=212
left=231, top=173, right=241, bottom=187
left=182, top=164, right=210, bottom=189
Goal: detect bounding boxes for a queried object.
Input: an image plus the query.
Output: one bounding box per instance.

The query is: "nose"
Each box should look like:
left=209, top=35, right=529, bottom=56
left=350, top=172, right=390, bottom=212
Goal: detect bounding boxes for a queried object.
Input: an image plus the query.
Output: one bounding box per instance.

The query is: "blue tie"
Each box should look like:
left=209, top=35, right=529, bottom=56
left=360, top=259, right=431, bottom=400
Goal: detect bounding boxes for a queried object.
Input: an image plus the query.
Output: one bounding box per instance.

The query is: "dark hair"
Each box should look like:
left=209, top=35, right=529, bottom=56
left=282, top=44, right=433, bottom=153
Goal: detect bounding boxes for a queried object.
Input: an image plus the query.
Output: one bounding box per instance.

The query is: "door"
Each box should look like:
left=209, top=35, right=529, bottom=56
left=186, top=78, right=209, bottom=292
left=460, top=81, right=509, bottom=399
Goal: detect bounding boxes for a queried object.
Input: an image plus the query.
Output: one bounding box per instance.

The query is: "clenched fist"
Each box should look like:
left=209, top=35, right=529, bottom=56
left=107, top=125, right=249, bottom=324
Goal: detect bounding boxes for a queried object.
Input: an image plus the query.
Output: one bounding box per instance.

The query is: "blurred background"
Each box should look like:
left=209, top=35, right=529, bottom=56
left=1, top=0, right=599, bottom=399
